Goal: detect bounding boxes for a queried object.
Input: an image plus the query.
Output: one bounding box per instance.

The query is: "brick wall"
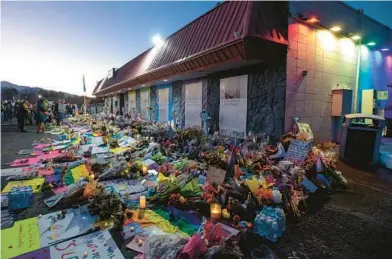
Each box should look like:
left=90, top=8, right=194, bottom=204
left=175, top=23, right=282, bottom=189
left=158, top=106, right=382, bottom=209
left=285, top=21, right=358, bottom=141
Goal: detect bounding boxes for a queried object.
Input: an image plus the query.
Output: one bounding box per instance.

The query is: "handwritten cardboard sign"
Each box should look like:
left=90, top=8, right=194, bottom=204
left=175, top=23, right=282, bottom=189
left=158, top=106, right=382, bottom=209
left=38, top=208, right=95, bottom=247
left=284, top=140, right=311, bottom=165
left=1, top=217, right=41, bottom=259
left=207, top=166, right=226, bottom=184
left=50, top=230, right=124, bottom=259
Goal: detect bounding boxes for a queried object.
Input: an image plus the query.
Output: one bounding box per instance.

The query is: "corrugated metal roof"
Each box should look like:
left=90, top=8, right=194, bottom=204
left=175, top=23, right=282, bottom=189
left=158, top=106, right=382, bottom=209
left=147, top=1, right=249, bottom=71
left=94, top=1, right=288, bottom=95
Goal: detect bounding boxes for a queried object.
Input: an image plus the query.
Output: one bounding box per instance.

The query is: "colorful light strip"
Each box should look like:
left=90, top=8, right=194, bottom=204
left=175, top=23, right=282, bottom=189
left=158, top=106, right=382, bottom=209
left=351, top=35, right=361, bottom=40
left=330, top=26, right=341, bottom=32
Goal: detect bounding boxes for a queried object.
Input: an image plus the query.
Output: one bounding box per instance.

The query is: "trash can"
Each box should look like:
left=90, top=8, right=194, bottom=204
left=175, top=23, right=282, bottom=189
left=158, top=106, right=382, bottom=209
left=339, top=113, right=385, bottom=164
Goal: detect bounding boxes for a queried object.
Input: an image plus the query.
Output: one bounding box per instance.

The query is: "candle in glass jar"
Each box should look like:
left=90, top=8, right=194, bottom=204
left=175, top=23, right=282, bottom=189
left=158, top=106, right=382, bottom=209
left=210, top=203, right=222, bottom=220
left=142, top=165, right=147, bottom=175
left=139, top=196, right=146, bottom=209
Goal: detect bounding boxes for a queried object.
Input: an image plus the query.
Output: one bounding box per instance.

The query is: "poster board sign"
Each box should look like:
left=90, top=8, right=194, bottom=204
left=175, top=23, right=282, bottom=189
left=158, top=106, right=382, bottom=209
left=219, top=75, right=247, bottom=138
left=128, top=90, right=137, bottom=114
left=158, top=87, right=169, bottom=122
left=50, top=230, right=125, bottom=259
left=1, top=217, right=41, bottom=259
left=284, top=139, right=311, bottom=165
left=207, top=166, right=226, bottom=184
left=2, top=178, right=45, bottom=193
left=38, top=208, right=95, bottom=247
left=296, top=123, right=313, bottom=139
left=140, top=88, right=150, bottom=120
left=70, top=164, right=90, bottom=182
left=185, top=82, right=202, bottom=127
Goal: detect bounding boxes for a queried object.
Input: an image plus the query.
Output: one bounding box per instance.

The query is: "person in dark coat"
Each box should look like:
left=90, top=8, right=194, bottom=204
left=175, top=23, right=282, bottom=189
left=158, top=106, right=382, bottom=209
left=17, top=101, right=29, bottom=132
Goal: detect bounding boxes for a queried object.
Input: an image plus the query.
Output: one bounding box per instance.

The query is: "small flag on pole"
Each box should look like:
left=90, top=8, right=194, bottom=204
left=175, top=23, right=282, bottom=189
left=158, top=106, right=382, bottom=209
left=83, top=75, right=86, bottom=93
left=83, top=75, right=87, bottom=115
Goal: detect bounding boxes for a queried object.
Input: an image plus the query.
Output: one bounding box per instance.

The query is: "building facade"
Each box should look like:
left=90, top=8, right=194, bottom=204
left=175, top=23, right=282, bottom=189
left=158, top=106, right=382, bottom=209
left=93, top=1, right=392, bottom=142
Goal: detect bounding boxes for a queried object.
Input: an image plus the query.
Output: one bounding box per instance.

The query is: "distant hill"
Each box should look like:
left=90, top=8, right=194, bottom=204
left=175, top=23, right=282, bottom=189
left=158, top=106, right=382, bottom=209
left=1, top=81, right=84, bottom=104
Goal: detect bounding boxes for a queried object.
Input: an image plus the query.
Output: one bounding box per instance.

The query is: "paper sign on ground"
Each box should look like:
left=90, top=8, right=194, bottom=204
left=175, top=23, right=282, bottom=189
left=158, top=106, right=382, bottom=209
left=38, top=208, right=95, bottom=247
left=50, top=230, right=124, bottom=259
left=216, top=222, right=240, bottom=240
left=70, top=164, right=90, bottom=182
left=207, top=166, right=226, bottom=184
left=11, top=157, right=42, bottom=167
left=122, top=222, right=143, bottom=239
left=80, top=145, right=109, bottom=155
left=2, top=178, right=45, bottom=193
left=0, top=167, right=27, bottom=177
left=37, top=167, right=55, bottom=176
left=1, top=209, right=14, bottom=229
left=52, top=186, right=68, bottom=195
left=44, top=192, right=65, bottom=208
left=284, top=140, right=311, bottom=165
left=91, top=136, right=104, bottom=145
left=12, top=247, right=50, bottom=259
left=126, top=234, right=148, bottom=254
left=1, top=217, right=41, bottom=259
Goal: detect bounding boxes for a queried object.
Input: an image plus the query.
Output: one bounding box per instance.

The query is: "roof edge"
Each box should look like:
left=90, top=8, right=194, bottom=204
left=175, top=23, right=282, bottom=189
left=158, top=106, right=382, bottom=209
left=94, top=38, right=245, bottom=95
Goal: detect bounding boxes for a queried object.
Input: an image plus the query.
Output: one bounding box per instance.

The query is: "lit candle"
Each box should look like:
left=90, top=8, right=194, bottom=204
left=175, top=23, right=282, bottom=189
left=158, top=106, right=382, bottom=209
left=137, top=239, right=143, bottom=246
left=89, top=174, right=95, bottom=182
left=210, top=203, right=222, bottom=220
left=83, top=251, right=88, bottom=257
left=139, top=196, right=146, bottom=209
left=104, top=222, right=108, bottom=228
left=130, top=226, right=135, bottom=232
left=142, top=165, right=147, bottom=175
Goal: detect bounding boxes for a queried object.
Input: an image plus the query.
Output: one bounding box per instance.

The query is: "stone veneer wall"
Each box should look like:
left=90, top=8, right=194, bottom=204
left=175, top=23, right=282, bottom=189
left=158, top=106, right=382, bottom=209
left=135, top=89, right=141, bottom=115
left=198, top=61, right=286, bottom=138
left=247, top=61, right=287, bottom=141
left=172, top=81, right=185, bottom=127
left=206, top=77, right=220, bottom=134
left=150, top=86, right=157, bottom=122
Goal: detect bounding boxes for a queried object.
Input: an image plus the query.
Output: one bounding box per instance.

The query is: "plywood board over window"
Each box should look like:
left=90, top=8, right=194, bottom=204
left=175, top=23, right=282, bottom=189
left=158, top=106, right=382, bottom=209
left=157, top=85, right=172, bottom=123
left=128, top=90, right=137, bottom=116
left=140, top=88, right=150, bottom=120
left=185, top=82, right=202, bottom=127
left=219, top=75, right=248, bottom=138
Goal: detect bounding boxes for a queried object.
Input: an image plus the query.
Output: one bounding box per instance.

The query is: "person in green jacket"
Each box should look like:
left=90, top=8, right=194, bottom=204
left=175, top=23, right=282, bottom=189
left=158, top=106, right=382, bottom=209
left=36, top=99, right=47, bottom=133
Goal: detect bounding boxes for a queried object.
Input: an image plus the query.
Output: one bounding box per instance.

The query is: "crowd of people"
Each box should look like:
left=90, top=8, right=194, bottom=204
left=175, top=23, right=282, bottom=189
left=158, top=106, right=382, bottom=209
left=1, top=99, right=80, bottom=133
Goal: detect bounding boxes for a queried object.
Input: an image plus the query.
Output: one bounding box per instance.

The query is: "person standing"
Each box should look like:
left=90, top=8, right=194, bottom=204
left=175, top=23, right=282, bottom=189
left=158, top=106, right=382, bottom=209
left=55, top=99, right=66, bottom=125
left=17, top=100, right=28, bottom=132
left=36, top=99, right=47, bottom=133
left=6, top=101, right=12, bottom=121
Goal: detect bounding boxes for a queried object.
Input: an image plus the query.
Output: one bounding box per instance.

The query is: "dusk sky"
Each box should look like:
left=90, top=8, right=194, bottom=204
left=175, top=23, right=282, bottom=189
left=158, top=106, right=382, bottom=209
left=1, top=1, right=391, bottom=96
